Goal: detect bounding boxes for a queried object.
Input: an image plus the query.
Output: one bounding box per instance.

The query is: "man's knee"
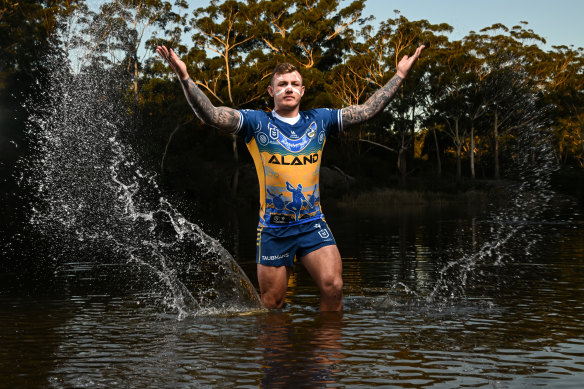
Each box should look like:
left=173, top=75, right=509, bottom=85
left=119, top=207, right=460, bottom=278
left=261, top=291, right=287, bottom=309
left=320, top=274, right=343, bottom=297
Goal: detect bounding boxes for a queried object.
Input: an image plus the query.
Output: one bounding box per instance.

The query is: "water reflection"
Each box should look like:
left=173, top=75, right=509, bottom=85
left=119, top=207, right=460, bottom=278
left=258, top=312, right=344, bottom=388
left=2, top=203, right=583, bottom=388
left=0, top=298, right=77, bottom=388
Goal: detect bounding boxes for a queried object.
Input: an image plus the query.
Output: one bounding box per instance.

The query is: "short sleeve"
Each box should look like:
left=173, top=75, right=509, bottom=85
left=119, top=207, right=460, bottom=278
left=315, top=108, right=343, bottom=136
left=235, top=109, right=263, bottom=144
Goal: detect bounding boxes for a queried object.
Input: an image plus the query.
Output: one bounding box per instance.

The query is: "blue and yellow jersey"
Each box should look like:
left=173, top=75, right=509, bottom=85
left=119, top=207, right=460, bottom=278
left=236, top=109, right=343, bottom=227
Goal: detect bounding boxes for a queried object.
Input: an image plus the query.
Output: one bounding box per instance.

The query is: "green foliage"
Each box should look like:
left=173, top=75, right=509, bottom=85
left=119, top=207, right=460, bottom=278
left=3, top=0, right=584, bottom=211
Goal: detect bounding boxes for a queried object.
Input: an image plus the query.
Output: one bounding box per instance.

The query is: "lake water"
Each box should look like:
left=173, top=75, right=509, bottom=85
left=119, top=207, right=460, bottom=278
left=2, top=201, right=583, bottom=388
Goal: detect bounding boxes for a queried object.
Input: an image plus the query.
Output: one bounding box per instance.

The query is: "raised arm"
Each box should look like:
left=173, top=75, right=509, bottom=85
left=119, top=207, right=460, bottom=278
left=156, top=45, right=240, bottom=133
left=341, top=45, right=425, bottom=130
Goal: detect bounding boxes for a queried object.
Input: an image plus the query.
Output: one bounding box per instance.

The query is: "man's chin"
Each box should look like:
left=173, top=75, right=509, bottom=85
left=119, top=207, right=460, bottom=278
left=277, top=101, right=299, bottom=111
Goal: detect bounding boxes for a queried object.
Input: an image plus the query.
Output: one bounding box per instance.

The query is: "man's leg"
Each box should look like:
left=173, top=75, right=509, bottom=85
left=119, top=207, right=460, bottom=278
left=300, top=245, right=343, bottom=311
left=257, top=264, right=291, bottom=309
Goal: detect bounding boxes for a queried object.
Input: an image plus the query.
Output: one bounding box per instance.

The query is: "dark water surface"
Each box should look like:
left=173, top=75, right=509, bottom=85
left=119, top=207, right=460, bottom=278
left=2, top=204, right=584, bottom=388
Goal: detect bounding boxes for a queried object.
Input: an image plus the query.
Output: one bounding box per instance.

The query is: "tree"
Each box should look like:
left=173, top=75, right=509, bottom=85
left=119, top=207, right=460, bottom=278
left=543, top=45, right=584, bottom=167
left=463, top=23, right=547, bottom=179
left=430, top=39, right=475, bottom=181
left=186, top=0, right=266, bottom=196
left=256, top=0, right=367, bottom=109
left=328, top=12, right=452, bottom=184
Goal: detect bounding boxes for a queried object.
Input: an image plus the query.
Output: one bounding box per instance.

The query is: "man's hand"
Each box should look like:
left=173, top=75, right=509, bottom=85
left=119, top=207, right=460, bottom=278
left=156, top=45, right=189, bottom=80
left=342, top=44, right=426, bottom=130
left=156, top=44, right=240, bottom=132
left=396, top=44, right=425, bottom=79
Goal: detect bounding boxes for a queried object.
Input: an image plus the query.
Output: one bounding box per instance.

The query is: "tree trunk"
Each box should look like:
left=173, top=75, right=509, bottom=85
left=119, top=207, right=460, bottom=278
left=231, top=134, right=239, bottom=197
left=132, top=52, right=141, bottom=131
left=470, top=125, right=475, bottom=179
left=494, top=110, right=500, bottom=180
left=456, top=143, right=462, bottom=181
left=432, top=127, right=442, bottom=177
left=133, top=56, right=139, bottom=103
left=223, top=52, right=238, bottom=196
left=398, top=148, right=407, bottom=187
left=225, top=53, right=233, bottom=104
left=455, top=119, right=462, bottom=181
left=410, top=99, right=416, bottom=162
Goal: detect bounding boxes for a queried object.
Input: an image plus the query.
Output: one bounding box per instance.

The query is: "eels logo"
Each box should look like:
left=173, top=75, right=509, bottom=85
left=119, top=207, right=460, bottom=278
left=268, top=122, right=317, bottom=153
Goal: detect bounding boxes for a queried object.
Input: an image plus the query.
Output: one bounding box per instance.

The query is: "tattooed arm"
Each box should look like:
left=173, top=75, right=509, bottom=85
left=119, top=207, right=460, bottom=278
left=156, top=45, right=240, bottom=133
left=342, top=75, right=404, bottom=129
left=179, top=77, right=240, bottom=132
left=341, top=45, right=425, bottom=130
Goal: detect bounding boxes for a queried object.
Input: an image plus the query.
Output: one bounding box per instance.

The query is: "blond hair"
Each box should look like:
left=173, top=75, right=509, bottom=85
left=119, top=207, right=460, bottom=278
left=270, top=63, right=302, bottom=85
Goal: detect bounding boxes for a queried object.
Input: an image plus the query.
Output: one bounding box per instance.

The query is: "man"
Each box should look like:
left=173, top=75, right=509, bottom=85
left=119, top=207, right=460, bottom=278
left=156, top=44, right=425, bottom=311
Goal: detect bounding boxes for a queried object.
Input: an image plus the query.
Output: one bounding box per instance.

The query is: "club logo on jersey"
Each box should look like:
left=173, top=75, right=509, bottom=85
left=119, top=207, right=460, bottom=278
left=318, top=229, right=330, bottom=239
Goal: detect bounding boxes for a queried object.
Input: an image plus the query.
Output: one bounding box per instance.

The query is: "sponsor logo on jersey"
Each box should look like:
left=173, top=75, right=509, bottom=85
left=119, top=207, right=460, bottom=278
left=267, top=122, right=317, bottom=153
left=268, top=153, right=319, bottom=165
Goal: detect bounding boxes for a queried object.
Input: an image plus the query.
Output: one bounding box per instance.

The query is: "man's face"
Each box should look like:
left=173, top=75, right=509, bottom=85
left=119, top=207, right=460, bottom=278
left=268, top=71, right=305, bottom=111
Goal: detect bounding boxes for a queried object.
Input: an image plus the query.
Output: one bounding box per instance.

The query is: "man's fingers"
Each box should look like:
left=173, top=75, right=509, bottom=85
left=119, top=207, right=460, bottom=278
left=156, top=45, right=169, bottom=60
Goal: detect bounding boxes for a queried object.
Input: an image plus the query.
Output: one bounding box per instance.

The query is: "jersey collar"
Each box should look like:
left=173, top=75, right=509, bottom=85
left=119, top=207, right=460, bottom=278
left=272, top=110, right=300, bottom=126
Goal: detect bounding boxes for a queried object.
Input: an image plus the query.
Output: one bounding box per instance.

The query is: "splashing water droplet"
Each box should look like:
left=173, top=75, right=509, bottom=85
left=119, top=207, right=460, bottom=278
left=21, top=47, right=261, bottom=318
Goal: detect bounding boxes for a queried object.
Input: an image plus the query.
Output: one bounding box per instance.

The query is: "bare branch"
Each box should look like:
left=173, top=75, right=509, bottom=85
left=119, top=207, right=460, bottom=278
left=359, top=139, right=397, bottom=153
left=327, top=13, right=359, bottom=40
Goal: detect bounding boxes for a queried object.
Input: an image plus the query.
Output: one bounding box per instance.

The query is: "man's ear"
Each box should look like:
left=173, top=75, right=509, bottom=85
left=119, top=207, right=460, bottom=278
left=300, top=85, right=305, bottom=97
left=267, top=85, right=274, bottom=97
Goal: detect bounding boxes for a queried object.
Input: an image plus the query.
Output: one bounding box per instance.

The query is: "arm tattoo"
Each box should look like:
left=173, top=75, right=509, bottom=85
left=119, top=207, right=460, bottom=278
left=180, top=78, right=240, bottom=133
left=341, top=74, right=403, bottom=130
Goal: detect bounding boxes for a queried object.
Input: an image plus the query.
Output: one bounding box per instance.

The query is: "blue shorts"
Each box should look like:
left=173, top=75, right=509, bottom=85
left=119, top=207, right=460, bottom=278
left=256, top=219, right=336, bottom=267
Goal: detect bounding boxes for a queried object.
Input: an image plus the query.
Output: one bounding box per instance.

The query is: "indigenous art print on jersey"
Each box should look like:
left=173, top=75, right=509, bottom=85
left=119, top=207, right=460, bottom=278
left=236, top=109, right=342, bottom=227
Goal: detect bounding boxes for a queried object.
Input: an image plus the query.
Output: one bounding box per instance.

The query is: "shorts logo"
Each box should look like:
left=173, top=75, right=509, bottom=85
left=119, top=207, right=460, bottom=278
left=318, top=229, right=330, bottom=239
left=262, top=253, right=289, bottom=261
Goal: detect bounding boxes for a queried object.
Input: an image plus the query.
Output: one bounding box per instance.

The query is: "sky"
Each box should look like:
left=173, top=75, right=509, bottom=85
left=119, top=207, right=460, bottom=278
left=361, top=0, right=584, bottom=50
left=180, top=0, right=584, bottom=51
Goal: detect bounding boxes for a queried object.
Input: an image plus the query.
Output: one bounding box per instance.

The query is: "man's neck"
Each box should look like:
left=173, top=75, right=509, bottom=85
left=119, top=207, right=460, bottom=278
left=272, top=110, right=300, bottom=125
left=273, top=106, right=300, bottom=118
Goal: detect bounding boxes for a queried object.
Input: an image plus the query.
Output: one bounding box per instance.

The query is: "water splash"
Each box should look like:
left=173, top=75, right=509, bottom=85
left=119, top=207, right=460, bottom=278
left=22, top=50, right=261, bottom=318
left=425, top=122, right=559, bottom=303
left=381, top=117, right=564, bottom=307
